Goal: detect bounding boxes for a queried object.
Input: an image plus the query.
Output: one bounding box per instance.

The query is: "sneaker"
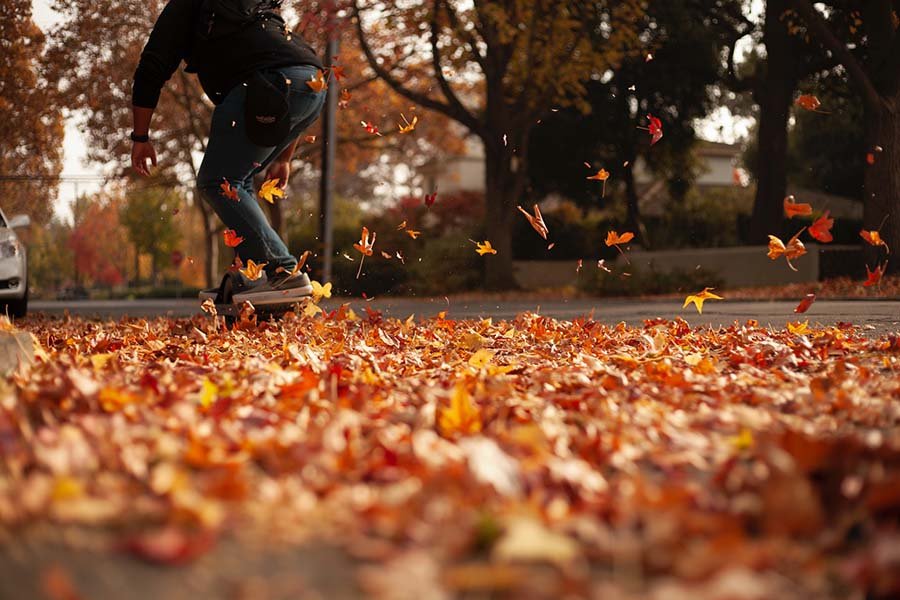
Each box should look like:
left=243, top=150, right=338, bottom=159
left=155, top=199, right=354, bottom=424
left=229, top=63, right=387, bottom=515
left=232, top=271, right=313, bottom=306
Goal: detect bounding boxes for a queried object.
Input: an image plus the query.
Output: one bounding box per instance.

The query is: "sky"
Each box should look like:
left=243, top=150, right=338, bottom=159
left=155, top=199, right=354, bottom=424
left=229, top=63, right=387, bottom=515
left=31, top=0, right=761, bottom=222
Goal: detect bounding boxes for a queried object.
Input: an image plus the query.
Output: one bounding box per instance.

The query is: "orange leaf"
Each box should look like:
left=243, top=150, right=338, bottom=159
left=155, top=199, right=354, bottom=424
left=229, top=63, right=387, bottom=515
left=517, top=204, right=549, bottom=240
left=809, top=211, right=834, bottom=243
left=306, top=69, right=327, bottom=92
left=605, top=230, right=634, bottom=247
left=220, top=179, right=239, bottom=201
left=353, top=226, right=376, bottom=257
left=784, top=195, right=813, bottom=218
left=239, top=259, right=266, bottom=281
left=682, top=287, right=723, bottom=314
left=860, top=229, right=890, bottom=253
left=795, top=94, right=826, bottom=112
left=767, top=229, right=807, bottom=271
left=397, top=113, right=418, bottom=134
left=405, top=229, right=421, bottom=240
left=223, top=229, right=244, bottom=248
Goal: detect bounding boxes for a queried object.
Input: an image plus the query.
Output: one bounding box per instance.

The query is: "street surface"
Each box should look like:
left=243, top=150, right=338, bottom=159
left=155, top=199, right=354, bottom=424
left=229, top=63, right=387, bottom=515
left=29, top=298, right=900, bottom=334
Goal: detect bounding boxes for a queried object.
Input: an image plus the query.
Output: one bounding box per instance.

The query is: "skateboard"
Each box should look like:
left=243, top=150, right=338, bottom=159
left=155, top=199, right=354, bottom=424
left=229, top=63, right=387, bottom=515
left=201, top=271, right=304, bottom=325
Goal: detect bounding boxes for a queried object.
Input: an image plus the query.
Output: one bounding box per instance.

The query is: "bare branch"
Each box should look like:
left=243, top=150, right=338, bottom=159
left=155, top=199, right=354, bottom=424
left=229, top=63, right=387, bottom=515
left=430, top=0, right=480, bottom=128
left=351, top=0, right=484, bottom=136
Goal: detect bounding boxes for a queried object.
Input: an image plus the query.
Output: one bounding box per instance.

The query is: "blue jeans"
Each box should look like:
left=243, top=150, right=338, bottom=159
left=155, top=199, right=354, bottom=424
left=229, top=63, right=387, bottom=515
left=197, top=64, right=326, bottom=276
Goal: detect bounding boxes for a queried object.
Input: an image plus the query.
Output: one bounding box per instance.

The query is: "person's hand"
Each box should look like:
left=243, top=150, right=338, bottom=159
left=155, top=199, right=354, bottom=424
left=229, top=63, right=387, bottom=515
left=131, top=141, right=157, bottom=177
left=264, top=159, right=290, bottom=188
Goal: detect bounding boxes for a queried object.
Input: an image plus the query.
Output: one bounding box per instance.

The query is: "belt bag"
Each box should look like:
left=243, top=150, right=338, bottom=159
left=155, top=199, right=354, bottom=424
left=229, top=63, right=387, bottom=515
left=244, top=70, right=291, bottom=147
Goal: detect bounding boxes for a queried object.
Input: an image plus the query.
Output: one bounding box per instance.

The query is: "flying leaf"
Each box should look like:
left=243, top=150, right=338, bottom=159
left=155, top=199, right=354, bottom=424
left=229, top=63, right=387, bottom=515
left=223, top=229, right=244, bottom=248
left=354, top=227, right=376, bottom=257
left=860, top=229, right=890, bottom=253
left=794, top=293, right=816, bottom=314
left=767, top=229, right=807, bottom=271
left=645, top=114, right=663, bottom=145
left=397, top=113, right=418, bottom=134
left=586, top=168, right=610, bottom=197
left=475, top=240, right=497, bottom=256
left=310, top=280, right=332, bottom=302
left=605, top=230, right=634, bottom=247
left=258, top=179, right=284, bottom=204
left=405, top=229, right=422, bottom=240
left=683, top=287, right=723, bottom=314
left=438, top=381, right=481, bottom=437
left=361, top=121, right=382, bottom=137
left=338, top=88, right=351, bottom=110
left=424, top=191, right=438, bottom=208
left=784, top=195, right=813, bottom=218
left=329, top=64, right=346, bottom=81
left=220, top=179, right=239, bottom=201
left=306, top=69, right=327, bottom=92
left=517, top=204, right=549, bottom=240
left=239, top=259, right=267, bottom=281
left=304, top=135, right=317, bottom=143
left=809, top=211, right=834, bottom=243
left=864, top=262, right=886, bottom=287
left=795, top=94, right=828, bottom=113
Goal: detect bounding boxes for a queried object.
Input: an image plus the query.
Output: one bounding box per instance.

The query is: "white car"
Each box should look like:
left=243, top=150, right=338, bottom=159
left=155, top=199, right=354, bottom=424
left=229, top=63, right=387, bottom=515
left=0, top=210, right=30, bottom=318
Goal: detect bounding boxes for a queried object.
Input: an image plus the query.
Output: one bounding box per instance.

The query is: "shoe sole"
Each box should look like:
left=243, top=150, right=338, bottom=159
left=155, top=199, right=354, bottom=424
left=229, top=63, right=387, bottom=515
left=232, top=285, right=314, bottom=306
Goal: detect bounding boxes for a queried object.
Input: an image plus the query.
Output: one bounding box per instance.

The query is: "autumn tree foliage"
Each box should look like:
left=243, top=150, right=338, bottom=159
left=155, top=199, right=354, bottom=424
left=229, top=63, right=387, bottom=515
left=0, top=0, right=64, bottom=224
left=352, top=0, right=644, bottom=289
left=788, top=0, right=900, bottom=273
left=68, top=195, right=129, bottom=287
left=120, top=184, right=183, bottom=285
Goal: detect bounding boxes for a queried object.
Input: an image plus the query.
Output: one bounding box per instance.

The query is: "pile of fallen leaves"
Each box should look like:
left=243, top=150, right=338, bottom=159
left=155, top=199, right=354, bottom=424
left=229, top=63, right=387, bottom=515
left=4, top=310, right=900, bottom=598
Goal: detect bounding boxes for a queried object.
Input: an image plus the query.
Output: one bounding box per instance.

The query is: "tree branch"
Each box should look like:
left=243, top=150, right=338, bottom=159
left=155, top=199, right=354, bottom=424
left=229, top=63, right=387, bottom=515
left=430, top=0, right=480, bottom=131
left=790, top=0, right=881, bottom=110
left=352, top=0, right=484, bottom=136
left=442, top=0, right=486, bottom=71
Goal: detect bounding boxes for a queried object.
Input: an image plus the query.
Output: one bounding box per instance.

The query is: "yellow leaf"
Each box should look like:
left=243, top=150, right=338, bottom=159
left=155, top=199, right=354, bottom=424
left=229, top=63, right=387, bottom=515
left=258, top=178, right=285, bottom=204
left=310, top=280, right=332, bottom=302
left=397, top=113, right=418, bottom=133
left=198, top=379, right=218, bottom=408
left=52, top=476, right=84, bottom=501
left=90, top=352, right=115, bottom=370
left=682, top=287, right=723, bottom=314
left=476, top=240, right=497, bottom=255
left=304, top=301, right=324, bottom=317
left=468, top=348, right=496, bottom=369
left=240, top=259, right=267, bottom=281
left=438, top=382, right=482, bottom=437
left=730, top=428, right=754, bottom=451
left=787, top=320, right=810, bottom=335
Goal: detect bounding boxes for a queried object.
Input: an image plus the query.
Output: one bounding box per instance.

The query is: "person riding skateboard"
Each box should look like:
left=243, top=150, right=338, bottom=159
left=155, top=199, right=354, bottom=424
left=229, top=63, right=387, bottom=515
left=130, top=0, right=324, bottom=304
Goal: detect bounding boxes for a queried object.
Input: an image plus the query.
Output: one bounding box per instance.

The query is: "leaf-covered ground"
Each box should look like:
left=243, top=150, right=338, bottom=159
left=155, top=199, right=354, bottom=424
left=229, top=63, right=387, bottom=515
left=3, top=309, right=900, bottom=599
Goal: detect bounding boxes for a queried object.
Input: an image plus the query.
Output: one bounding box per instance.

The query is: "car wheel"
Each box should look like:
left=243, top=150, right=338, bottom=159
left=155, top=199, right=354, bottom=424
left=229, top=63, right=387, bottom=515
left=8, top=283, right=27, bottom=319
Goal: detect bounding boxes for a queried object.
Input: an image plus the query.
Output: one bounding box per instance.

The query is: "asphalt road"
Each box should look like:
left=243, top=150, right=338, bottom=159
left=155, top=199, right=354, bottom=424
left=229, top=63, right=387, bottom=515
left=27, top=298, right=900, bottom=334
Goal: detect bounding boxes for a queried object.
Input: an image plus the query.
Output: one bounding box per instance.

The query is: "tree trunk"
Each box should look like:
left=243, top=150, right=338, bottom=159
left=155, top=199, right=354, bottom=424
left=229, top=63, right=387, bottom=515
left=194, top=188, right=219, bottom=288
left=133, top=247, right=140, bottom=287
left=749, top=0, right=799, bottom=244
left=483, top=142, right=521, bottom=290
left=863, top=96, right=900, bottom=275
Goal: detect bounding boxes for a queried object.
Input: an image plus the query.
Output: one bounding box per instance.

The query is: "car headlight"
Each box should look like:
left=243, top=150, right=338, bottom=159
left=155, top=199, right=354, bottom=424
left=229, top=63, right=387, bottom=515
left=0, top=240, right=19, bottom=259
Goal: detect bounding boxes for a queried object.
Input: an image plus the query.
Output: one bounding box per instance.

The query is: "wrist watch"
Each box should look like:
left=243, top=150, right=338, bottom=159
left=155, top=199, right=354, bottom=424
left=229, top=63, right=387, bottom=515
left=130, top=131, right=150, bottom=143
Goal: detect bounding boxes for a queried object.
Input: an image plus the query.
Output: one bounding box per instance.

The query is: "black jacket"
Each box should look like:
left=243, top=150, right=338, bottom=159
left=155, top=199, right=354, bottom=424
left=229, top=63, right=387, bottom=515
left=133, top=0, right=322, bottom=108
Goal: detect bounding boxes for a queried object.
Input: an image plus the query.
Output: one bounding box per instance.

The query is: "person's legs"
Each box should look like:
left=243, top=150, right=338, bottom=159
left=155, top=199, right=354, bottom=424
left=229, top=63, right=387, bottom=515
left=197, top=65, right=324, bottom=276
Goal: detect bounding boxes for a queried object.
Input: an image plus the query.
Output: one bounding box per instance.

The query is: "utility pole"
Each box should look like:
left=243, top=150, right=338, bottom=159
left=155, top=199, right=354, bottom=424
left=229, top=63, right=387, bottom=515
left=318, top=13, right=339, bottom=284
